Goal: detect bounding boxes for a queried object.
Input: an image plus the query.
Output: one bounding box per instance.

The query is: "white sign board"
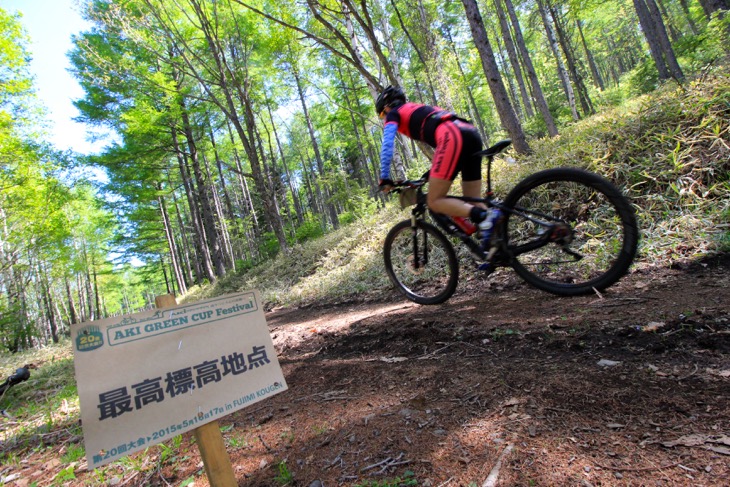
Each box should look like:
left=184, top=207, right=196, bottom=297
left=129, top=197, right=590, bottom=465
left=71, top=291, right=287, bottom=469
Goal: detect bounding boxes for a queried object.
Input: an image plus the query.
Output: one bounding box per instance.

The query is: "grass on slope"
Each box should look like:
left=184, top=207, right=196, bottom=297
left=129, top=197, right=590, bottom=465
left=189, top=70, right=730, bottom=309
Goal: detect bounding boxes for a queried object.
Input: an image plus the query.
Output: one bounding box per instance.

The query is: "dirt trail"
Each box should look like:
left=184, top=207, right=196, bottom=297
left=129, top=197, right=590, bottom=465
left=220, top=254, right=728, bottom=486
left=4, top=256, right=729, bottom=487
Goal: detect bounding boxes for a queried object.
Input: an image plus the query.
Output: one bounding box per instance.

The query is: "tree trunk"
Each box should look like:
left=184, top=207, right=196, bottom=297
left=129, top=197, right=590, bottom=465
left=576, top=18, right=605, bottom=91
left=158, top=188, right=187, bottom=295
left=92, top=265, right=101, bottom=319
left=462, top=0, right=530, bottom=154
left=266, top=97, right=304, bottom=225
left=336, top=64, right=378, bottom=189
left=503, top=0, right=558, bottom=137
left=203, top=152, right=235, bottom=269
left=290, top=58, right=339, bottom=229
left=170, top=129, right=209, bottom=284
left=179, top=106, right=226, bottom=279
left=537, top=0, right=579, bottom=120
left=495, top=34, right=523, bottom=120
left=169, top=172, right=195, bottom=286
left=645, top=0, right=685, bottom=81
left=547, top=2, right=594, bottom=116
left=64, top=276, right=78, bottom=325
left=182, top=109, right=227, bottom=279
left=82, top=244, right=95, bottom=320
left=225, top=118, right=259, bottom=229
left=207, top=124, right=236, bottom=221
left=39, top=266, right=59, bottom=343
left=633, top=0, right=684, bottom=81
left=634, top=0, right=670, bottom=79
left=160, top=255, right=172, bottom=295
left=494, top=0, right=534, bottom=118
left=76, top=273, right=86, bottom=323
left=300, top=154, right=318, bottom=217
left=444, top=27, right=490, bottom=142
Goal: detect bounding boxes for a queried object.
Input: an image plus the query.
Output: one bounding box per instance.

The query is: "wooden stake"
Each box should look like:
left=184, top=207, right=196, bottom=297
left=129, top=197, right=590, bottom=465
left=155, top=294, right=237, bottom=487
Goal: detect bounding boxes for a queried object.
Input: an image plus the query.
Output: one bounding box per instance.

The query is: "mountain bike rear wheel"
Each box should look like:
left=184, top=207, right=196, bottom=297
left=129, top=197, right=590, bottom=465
left=383, top=220, right=459, bottom=305
left=502, top=168, right=638, bottom=296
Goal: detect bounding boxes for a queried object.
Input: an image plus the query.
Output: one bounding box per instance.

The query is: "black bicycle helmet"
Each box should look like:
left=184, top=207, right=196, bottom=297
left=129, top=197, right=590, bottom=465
left=375, top=85, right=406, bottom=115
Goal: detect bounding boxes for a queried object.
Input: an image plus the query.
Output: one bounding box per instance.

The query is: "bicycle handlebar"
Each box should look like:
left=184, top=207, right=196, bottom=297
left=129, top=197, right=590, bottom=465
left=390, top=179, right=426, bottom=192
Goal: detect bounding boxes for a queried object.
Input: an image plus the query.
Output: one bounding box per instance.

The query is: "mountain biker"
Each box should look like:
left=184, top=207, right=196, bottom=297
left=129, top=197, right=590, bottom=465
left=376, top=85, right=491, bottom=229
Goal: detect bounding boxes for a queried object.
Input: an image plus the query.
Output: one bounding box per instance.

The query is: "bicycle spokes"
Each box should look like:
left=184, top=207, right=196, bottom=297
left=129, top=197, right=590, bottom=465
left=383, top=220, right=459, bottom=305
left=503, top=171, right=637, bottom=295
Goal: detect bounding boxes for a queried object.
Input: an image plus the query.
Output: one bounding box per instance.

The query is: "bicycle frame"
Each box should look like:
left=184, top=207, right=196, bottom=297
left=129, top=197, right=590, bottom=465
left=385, top=140, right=638, bottom=303
left=400, top=142, right=575, bottom=269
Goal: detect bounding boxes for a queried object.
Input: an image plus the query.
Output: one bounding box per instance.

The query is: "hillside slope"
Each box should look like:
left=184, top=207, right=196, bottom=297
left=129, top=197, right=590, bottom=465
left=188, top=71, right=729, bottom=309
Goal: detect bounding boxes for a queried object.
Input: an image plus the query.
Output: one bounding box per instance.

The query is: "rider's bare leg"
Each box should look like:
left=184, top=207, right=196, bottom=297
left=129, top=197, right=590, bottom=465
left=427, top=177, right=475, bottom=217
left=461, top=180, right=486, bottom=210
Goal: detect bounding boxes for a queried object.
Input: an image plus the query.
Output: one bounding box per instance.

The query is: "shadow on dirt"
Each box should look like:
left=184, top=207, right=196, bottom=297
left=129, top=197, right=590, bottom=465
left=214, top=255, right=729, bottom=486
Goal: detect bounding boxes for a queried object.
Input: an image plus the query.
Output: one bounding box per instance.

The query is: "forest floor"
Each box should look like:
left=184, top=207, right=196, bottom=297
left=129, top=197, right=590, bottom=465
left=2, top=255, right=730, bottom=486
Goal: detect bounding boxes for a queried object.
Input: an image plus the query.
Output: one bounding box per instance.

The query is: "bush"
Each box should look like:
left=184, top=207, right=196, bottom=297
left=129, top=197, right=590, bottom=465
left=294, top=217, right=324, bottom=243
left=259, top=231, right=280, bottom=258
left=627, top=60, right=660, bottom=96
left=591, top=84, right=627, bottom=110
left=522, top=112, right=549, bottom=138
left=234, top=258, right=255, bottom=272
left=338, top=211, right=356, bottom=226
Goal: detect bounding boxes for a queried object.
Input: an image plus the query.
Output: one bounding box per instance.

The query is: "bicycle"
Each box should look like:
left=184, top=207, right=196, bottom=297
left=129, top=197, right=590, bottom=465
left=383, top=139, right=639, bottom=305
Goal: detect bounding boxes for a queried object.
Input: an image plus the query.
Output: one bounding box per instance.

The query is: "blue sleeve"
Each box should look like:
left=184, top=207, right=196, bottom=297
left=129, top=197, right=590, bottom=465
left=379, top=122, right=398, bottom=180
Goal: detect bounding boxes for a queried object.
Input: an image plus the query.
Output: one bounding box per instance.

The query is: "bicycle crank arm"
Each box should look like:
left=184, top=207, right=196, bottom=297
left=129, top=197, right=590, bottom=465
left=561, top=247, right=583, bottom=261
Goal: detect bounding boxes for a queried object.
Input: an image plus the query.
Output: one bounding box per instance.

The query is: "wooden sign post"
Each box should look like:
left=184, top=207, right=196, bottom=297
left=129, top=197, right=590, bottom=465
left=72, top=290, right=286, bottom=479
left=154, top=294, right=237, bottom=487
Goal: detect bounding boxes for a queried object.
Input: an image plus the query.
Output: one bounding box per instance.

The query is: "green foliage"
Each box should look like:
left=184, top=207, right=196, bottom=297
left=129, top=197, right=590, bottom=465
left=627, top=60, right=660, bottom=96
left=61, top=443, right=85, bottom=463
left=591, top=84, right=628, bottom=110
left=353, top=470, right=418, bottom=487
left=259, top=231, right=281, bottom=259
left=522, top=112, right=550, bottom=138
left=676, top=16, right=730, bottom=70
left=234, top=258, right=255, bottom=273
left=294, top=216, right=325, bottom=243
left=157, top=442, right=175, bottom=465
left=274, top=460, right=294, bottom=485
left=0, top=7, right=33, bottom=114
left=53, top=466, right=76, bottom=483
left=196, top=202, right=403, bottom=307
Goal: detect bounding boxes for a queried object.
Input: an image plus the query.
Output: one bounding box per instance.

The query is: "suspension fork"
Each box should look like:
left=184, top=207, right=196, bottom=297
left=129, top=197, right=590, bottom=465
left=410, top=212, right=425, bottom=270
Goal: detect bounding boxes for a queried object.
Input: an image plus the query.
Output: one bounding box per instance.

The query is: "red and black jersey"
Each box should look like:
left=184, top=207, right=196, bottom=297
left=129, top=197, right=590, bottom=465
left=380, top=101, right=482, bottom=182
left=383, top=102, right=457, bottom=147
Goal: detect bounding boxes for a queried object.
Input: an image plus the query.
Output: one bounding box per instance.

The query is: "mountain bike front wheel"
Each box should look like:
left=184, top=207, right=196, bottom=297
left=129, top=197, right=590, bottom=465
left=502, top=167, right=639, bottom=296
left=383, top=220, right=459, bottom=305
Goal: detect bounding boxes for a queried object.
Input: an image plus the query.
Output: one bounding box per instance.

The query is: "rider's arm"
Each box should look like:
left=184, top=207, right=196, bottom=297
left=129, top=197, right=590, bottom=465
left=379, top=121, right=398, bottom=182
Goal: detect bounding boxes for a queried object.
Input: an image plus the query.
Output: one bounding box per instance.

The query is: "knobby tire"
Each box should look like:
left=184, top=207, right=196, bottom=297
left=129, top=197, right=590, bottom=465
left=383, top=220, right=459, bottom=305
left=502, top=168, right=639, bottom=296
